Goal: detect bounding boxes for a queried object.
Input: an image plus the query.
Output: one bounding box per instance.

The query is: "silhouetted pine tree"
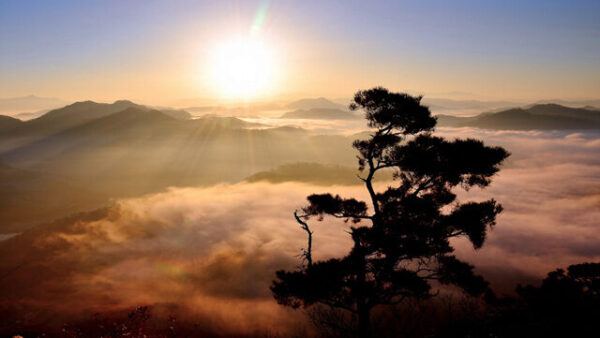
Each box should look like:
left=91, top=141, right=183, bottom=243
left=271, top=87, right=509, bottom=338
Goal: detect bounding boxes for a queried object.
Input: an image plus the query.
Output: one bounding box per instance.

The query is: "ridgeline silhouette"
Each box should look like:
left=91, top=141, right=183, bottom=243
left=271, top=87, right=509, bottom=337
left=436, top=103, right=600, bottom=130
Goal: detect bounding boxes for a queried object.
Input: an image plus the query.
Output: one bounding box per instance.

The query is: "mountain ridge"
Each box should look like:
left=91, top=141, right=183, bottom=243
left=0, top=100, right=192, bottom=152
left=436, top=104, right=600, bottom=130
left=285, top=97, right=347, bottom=110
left=279, top=108, right=361, bottom=120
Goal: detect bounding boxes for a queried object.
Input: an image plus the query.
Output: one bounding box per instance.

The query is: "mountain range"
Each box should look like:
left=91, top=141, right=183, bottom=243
left=0, top=100, right=358, bottom=232
left=285, top=97, right=348, bottom=110
left=0, top=100, right=191, bottom=152
left=245, top=162, right=393, bottom=185
left=279, top=108, right=360, bottom=120
left=1, top=99, right=599, bottom=233
left=436, top=104, right=600, bottom=130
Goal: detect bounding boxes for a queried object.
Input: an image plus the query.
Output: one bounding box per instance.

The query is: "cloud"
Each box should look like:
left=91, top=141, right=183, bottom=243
left=437, top=128, right=600, bottom=292
left=0, top=183, right=362, bottom=334
left=0, top=128, right=599, bottom=331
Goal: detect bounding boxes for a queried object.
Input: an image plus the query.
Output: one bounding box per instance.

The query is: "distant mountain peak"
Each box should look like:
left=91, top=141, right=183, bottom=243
left=280, top=108, right=360, bottom=120
left=285, top=97, right=347, bottom=110
left=113, top=99, right=137, bottom=105
left=34, top=100, right=190, bottom=121
left=583, top=105, right=599, bottom=111
left=96, top=107, right=175, bottom=123
left=436, top=103, right=600, bottom=130
left=69, top=100, right=96, bottom=106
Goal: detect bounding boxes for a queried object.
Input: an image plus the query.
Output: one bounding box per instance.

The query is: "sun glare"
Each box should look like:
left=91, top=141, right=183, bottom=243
left=210, top=38, right=275, bottom=100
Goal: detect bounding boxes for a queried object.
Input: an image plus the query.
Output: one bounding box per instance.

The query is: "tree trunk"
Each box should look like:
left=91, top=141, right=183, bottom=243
left=355, top=242, right=371, bottom=338
left=357, top=302, right=371, bottom=338
left=353, top=226, right=371, bottom=338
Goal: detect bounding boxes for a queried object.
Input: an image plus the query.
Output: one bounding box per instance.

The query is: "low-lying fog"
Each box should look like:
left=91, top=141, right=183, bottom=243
left=1, top=126, right=598, bottom=334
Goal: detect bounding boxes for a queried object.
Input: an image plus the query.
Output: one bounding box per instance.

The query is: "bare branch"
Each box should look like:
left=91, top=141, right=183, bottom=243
left=356, top=173, right=367, bottom=182
left=294, top=210, right=313, bottom=267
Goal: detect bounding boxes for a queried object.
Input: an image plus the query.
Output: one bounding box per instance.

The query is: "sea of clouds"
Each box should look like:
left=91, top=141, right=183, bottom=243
left=1, top=128, right=599, bottom=333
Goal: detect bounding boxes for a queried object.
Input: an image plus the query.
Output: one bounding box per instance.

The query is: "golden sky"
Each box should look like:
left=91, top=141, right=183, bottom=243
left=1, top=1, right=599, bottom=105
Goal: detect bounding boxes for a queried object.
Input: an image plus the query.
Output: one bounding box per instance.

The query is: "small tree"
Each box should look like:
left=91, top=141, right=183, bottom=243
left=271, top=87, right=509, bottom=337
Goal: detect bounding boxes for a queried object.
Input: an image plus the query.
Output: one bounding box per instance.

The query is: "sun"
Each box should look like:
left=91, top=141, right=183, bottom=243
left=210, top=38, right=275, bottom=100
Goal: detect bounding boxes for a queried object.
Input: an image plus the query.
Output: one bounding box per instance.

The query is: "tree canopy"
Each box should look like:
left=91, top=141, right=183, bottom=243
left=271, top=87, right=509, bottom=337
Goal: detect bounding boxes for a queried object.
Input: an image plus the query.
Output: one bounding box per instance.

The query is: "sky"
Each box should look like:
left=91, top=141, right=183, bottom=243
left=1, top=0, right=599, bottom=105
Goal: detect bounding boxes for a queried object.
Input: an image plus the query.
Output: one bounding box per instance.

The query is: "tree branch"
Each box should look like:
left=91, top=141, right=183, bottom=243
left=409, top=177, right=434, bottom=197
left=332, top=214, right=373, bottom=220
left=294, top=211, right=313, bottom=267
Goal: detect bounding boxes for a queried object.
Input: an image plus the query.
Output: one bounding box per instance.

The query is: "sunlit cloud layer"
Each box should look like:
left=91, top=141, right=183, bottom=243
left=1, top=128, right=599, bottom=331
